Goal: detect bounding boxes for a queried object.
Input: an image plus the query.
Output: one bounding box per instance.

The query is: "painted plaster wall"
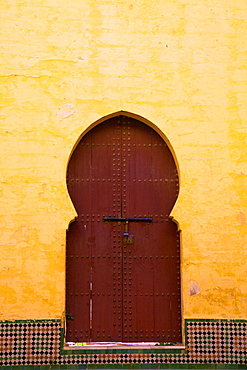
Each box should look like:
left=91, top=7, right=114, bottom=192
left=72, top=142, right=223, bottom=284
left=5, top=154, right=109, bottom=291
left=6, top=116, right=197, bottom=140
left=0, top=0, right=246, bottom=322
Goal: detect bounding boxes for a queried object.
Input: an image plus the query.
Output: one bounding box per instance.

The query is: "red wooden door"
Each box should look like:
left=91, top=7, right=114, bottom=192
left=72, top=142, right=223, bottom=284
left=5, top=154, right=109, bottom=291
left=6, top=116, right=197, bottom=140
left=66, top=115, right=181, bottom=343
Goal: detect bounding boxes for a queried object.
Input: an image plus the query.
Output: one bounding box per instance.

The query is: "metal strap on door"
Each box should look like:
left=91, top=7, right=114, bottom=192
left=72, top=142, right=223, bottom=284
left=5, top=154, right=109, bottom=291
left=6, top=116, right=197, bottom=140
left=103, top=216, right=152, bottom=245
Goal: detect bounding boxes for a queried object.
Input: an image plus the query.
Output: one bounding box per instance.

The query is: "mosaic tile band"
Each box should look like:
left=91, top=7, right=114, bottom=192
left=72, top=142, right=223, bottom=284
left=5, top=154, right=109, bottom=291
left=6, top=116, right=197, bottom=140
left=0, top=319, right=246, bottom=367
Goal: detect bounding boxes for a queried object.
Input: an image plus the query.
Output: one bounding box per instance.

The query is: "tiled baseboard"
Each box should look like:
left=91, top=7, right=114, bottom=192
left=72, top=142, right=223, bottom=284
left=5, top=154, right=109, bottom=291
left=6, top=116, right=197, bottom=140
left=0, top=319, right=246, bottom=368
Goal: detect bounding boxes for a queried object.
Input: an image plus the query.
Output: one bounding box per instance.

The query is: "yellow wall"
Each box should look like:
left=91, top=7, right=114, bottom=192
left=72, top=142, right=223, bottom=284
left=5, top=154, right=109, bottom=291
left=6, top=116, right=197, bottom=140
left=0, top=0, right=246, bottom=321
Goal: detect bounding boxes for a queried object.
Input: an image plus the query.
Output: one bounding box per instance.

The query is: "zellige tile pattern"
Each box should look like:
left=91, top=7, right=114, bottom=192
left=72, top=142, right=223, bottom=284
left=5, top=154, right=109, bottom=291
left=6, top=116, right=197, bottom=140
left=0, top=319, right=246, bottom=367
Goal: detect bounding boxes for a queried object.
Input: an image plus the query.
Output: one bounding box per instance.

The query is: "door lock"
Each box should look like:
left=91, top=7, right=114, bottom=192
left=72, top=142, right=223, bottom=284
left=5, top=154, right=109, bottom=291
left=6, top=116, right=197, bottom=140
left=103, top=216, right=152, bottom=246
left=124, top=220, right=134, bottom=245
left=125, top=235, right=134, bottom=245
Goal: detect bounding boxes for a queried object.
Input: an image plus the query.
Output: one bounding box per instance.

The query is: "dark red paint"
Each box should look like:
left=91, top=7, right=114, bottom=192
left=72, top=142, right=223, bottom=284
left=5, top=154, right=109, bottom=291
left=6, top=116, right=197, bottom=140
left=66, top=115, right=181, bottom=343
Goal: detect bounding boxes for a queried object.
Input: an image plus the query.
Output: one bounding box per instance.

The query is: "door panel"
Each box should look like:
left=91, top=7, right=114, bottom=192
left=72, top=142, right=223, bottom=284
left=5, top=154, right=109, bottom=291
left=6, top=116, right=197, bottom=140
left=66, top=115, right=181, bottom=343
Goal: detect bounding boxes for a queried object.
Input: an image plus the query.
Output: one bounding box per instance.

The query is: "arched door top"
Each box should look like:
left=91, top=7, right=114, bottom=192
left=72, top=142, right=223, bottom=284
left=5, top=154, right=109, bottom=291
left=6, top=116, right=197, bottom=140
left=68, top=111, right=180, bottom=176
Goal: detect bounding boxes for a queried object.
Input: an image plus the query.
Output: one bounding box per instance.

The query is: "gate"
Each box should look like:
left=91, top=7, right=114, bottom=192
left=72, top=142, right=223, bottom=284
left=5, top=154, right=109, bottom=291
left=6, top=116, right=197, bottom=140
left=66, top=115, right=181, bottom=343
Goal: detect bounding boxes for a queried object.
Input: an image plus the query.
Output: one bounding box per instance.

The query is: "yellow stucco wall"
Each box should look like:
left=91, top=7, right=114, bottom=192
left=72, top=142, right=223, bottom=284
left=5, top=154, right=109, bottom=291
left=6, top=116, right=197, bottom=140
left=0, top=0, right=246, bottom=321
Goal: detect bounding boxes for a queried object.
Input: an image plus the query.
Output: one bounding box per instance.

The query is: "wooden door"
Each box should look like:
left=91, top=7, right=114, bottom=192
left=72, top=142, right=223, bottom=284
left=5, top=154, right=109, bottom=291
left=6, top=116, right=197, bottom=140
left=66, top=115, right=181, bottom=343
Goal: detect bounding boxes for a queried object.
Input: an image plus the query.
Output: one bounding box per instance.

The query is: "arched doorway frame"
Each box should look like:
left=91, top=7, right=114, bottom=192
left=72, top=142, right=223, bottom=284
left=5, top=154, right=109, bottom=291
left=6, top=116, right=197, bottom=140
left=65, top=110, right=183, bottom=345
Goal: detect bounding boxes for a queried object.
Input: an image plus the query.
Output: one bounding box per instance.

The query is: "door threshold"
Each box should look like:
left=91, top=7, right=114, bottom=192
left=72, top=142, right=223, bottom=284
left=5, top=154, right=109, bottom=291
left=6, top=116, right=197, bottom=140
left=65, top=342, right=185, bottom=350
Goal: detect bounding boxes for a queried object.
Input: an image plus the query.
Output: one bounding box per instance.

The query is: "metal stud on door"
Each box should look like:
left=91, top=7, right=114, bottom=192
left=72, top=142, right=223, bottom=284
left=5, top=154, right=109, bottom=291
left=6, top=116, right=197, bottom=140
left=66, top=115, right=181, bottom=343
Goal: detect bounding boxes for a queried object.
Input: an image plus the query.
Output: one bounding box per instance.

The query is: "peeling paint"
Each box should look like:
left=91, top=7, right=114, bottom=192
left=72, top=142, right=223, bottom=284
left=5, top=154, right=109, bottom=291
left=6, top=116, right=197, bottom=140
left=57, top=103, right=76, bottom=120
left=236, top=211, right=247, bottom=225
left=189, top=281, right=200, bottom=296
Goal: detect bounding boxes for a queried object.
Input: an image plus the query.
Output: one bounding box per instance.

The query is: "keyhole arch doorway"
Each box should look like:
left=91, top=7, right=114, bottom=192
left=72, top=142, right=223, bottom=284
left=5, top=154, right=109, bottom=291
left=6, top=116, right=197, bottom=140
left=66, top=112, right=182, bottom=343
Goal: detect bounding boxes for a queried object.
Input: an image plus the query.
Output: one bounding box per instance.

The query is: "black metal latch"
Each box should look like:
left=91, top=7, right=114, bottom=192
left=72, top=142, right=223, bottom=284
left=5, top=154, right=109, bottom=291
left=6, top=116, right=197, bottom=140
left=103, top=216, right=152, bottom=245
